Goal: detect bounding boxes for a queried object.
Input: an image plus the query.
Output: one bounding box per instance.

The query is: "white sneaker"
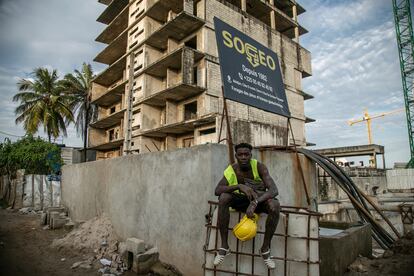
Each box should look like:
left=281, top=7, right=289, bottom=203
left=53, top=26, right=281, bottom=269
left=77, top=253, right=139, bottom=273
left=213, top=248, right=231, bottom=266
left=261, top=250, right=275, bottom=269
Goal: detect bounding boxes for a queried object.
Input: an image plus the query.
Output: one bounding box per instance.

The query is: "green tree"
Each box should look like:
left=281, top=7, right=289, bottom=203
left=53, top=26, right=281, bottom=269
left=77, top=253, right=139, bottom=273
left=0, top=136, right=63, bottom=207
left=0, top=135, right=63, bottom=175
left=61, top=63, right=95, bottom=161
left=13, top=67, right=74, bottom=142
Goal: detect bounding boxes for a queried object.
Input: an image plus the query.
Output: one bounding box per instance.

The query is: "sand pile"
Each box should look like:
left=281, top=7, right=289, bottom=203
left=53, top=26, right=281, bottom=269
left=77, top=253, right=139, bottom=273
left=52, top=214, right=119, bottom=256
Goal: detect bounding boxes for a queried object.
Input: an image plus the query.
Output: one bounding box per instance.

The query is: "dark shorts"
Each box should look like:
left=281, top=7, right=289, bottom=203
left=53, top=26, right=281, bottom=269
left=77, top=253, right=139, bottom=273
left=230, top=193, right=275, bottom=214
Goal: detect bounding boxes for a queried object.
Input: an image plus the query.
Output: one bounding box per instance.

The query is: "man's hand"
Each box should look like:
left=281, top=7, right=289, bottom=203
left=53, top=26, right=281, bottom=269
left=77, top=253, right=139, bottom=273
left=246, top=201, right=257, bottom=218
left=238, top=184, right=258, bottom=201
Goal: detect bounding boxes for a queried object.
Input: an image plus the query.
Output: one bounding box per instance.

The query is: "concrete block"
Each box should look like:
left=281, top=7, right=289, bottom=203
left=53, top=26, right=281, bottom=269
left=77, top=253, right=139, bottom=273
left=319, top=224, right=372, bottom=276
left=126, top=238, right=146, bottom=255
left=133, top=247, right=159, bottom=274
left=40, top=212, right=47, bottom=225
left=52, top=217, right=68, bottom=229
left=48, top=211, right=60, bottom=226
left=64, top=221, right=75, bottom=231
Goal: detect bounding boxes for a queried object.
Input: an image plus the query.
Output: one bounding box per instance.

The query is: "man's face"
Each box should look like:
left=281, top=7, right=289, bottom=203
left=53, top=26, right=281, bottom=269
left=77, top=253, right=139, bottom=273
left=235, top=147, right=252, bottom=170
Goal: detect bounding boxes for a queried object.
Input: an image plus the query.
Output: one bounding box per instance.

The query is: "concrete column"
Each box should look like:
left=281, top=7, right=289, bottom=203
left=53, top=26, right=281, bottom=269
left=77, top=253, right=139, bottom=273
left=292, top=5, right=299, bottom=42
left=269, top=0, right=276, bottom=29
left=183, top=0, right=194, bottom=14
left=241, top=0, right=246, bottom=12
left=166, top=68, right=180, bottom=88
left=182, top=48, right=194, bottom=85
left=166, top=101, right=178, bottom=125
left=167, top=38, right=179, bottom=54
left=270, top=10, right=276, bottom=29
left=165, top=136, right=177, bottom=150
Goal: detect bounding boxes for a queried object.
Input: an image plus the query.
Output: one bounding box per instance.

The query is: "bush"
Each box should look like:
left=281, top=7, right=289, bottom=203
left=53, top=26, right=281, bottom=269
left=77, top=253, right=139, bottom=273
left=0, top=135, right=63, bottom=176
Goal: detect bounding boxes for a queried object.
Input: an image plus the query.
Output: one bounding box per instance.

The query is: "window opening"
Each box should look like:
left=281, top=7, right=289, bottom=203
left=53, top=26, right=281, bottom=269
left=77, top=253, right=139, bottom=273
left=200, top=127, right=216, bottom=136
left=184, top=101, right=197, bottom=120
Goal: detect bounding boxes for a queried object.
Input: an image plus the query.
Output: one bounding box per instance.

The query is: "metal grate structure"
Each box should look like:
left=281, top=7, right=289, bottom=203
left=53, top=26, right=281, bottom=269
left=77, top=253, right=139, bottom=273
left=203, top=201, right=321, bottom=276
left=392, top=0, right=414, bottom=168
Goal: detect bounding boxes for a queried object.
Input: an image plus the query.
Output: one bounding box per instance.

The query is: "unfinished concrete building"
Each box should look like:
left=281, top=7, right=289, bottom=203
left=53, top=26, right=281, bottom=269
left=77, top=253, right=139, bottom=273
left=89, top=0, right=313, bottom=160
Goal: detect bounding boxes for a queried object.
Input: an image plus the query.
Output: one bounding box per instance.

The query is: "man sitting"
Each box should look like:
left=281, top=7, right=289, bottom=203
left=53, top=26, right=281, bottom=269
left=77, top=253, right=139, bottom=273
left=214, top=143, right=280, bottom=269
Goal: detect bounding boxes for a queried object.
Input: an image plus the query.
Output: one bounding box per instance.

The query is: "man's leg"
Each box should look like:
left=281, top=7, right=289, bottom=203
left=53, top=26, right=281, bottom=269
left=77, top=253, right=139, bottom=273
left=261, top=199, right=280, bottom=253
left=217, top=193, right=233, bottom=252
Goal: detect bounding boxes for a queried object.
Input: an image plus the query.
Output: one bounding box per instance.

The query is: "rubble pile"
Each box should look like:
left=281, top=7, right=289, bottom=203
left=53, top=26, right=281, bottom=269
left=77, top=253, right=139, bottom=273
left=51, top=214, right=118, bottom=254
left=51, top=214, right=182, bottom=275
left=18, top=207, right=39, bottom=215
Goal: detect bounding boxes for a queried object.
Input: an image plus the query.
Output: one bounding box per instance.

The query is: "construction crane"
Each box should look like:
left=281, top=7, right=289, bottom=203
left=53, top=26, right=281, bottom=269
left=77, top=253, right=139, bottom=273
left=392, top=0, right=414, bottom=168
left=348, top=108, right=404, bottom=144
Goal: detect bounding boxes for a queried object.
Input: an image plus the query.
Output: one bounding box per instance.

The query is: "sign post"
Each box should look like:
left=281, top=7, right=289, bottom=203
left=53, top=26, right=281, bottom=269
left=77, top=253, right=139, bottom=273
left=214, top=17, right=290, bottom=118
left=214, top=18, right=310, bottom=205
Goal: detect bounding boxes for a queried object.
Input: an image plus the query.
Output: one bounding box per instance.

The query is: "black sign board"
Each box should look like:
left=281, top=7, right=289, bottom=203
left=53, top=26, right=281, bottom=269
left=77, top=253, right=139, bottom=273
left=214, top=17, right=290, bottom=117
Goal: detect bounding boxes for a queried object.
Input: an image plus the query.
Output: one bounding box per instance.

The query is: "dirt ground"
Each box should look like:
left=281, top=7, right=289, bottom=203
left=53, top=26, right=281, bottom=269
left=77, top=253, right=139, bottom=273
left=345, top=231, right=414, bottom=276
left=0, top=208, right=141, bottom=276
left=0, top=208, right=101, bottom=275
left=2, top=207, right=413, bottom=276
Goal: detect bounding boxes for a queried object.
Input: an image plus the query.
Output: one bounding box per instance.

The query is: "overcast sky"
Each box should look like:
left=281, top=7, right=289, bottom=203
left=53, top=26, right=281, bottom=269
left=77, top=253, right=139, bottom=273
left=0, top=0, right=410, bottom=167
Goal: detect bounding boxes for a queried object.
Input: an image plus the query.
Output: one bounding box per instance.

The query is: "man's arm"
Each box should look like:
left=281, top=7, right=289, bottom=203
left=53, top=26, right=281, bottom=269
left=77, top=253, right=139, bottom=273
left=215, top=176, right=258, bottom=200
left=256, top=162, right=279, bottom=203
left=215, top=177, right=240, bottom=196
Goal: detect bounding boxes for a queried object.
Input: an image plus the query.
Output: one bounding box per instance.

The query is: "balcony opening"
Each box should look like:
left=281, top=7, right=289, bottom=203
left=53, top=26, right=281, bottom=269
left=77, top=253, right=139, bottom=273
left=184, top=101, right=197, bottom=121
left=185, top=35, right=197, bottom=50
left=110, top=106, right=116, bottom=114
left=109, top=128, right=119, bottom=141
left=200, top=127, right=216, bottom=136
left=109, top=129, right=115, bottom=141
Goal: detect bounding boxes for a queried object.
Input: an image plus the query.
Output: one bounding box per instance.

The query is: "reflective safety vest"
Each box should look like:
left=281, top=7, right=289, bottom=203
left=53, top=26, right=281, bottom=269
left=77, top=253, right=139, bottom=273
left=224, top=159, right=262, bottom=193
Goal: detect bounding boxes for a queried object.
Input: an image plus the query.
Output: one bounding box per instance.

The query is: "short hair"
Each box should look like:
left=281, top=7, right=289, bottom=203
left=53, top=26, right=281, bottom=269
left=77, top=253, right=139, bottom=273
left=235, top=143, right=253, bottom=152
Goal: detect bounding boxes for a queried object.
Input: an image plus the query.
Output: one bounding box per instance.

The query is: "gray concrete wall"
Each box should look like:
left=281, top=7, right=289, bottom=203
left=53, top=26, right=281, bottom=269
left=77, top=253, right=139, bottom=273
left=318, top=168, right=387, bottom=202
left=387, top=169, right=414, bottom=190
left=319, top=223, right=372, bottom=276
left=61, top=144, right=317, bottom=275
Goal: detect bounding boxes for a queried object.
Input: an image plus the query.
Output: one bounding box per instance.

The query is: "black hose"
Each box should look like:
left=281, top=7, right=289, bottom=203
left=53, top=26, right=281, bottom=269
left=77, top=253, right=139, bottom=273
left=297, top=148, right=395, bottom=249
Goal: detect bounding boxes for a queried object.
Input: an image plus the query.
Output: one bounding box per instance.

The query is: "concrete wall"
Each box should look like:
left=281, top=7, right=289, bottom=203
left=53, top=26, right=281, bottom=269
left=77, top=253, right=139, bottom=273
left=0, top=173, right=61, bottom=210
left=61, top=144, right=317, bottom=275
left=319, top=223, right=372, bottom=276
left=318, top=167, right=387, bottom=202
left=387, top=169, right=414, bottom=190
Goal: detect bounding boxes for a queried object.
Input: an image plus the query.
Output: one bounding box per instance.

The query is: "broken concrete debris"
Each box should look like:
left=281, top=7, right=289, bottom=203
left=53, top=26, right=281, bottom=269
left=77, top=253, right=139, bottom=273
left=51, top=214, right=181, bottom=275
left=38, top=206, right=73, bottom=230
left=126, top=237, right=146, bottom=255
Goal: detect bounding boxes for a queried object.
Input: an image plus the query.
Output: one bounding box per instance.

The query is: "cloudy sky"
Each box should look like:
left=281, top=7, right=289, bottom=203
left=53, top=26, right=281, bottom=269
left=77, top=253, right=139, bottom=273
left=0, top=0, right=410, bottom=167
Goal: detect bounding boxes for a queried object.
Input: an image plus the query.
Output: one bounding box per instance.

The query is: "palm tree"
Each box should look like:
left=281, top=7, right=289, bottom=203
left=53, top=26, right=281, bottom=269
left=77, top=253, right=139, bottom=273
left=13, top=67, right=74, bottom=142
left=61, top=63, right=95, bottom=161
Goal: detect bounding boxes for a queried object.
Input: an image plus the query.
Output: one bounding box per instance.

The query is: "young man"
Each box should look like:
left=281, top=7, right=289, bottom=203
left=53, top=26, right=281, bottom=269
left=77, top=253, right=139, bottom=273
left=214, top=143, right=280, bottom=269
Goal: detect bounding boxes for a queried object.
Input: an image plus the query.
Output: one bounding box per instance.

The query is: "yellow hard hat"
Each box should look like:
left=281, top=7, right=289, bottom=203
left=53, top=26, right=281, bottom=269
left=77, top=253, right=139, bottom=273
left=233, top=214, right=259, bottom=241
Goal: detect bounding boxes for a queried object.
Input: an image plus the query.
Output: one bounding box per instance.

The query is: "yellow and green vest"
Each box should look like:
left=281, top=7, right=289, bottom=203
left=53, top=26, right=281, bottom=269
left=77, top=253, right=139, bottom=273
left=224, top=159, right=262, bottom=194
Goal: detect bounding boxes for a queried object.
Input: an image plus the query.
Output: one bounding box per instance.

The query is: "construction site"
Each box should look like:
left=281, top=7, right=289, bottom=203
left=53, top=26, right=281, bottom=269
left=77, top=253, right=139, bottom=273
left=0, top=0, right=414, bottom=276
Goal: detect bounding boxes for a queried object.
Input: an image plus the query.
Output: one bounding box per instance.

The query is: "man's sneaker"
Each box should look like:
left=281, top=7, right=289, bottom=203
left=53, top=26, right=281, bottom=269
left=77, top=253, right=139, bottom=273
left=261, top=250, right=275, bottom=269
left=213, top=248, right=231, bottom=266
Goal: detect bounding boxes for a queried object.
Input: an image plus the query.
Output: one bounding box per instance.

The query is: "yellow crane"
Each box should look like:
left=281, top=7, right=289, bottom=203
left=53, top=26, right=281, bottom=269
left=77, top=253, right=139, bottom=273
left=348, top=108, right=404, bottom=144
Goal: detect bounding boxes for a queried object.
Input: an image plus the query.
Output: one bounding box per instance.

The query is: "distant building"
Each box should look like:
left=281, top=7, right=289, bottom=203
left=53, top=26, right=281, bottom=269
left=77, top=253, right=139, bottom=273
left=89, top=0, right=313, bottom=159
